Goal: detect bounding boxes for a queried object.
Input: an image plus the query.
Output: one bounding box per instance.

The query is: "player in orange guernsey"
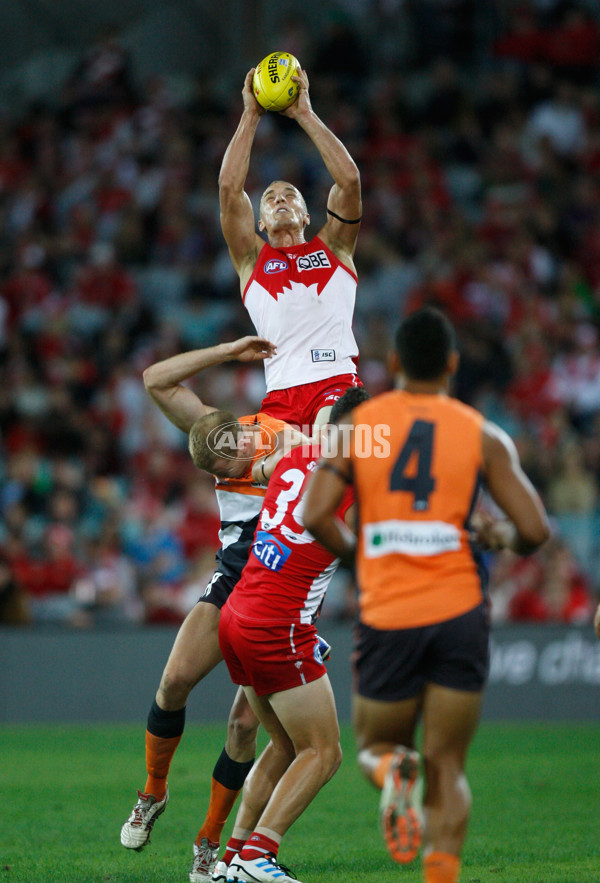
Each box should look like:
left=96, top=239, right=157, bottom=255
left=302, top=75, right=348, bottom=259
left=303, top=307, right=550, bottom=883
left=119, top=336, right=308, bottom=882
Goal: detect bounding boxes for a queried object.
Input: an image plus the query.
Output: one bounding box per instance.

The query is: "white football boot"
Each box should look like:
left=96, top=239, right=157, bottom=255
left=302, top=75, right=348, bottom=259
left=226, top=853, right=303, bottom=883
left=189, top=838, right=220, bottom=882
left=211, top=859, right=231, bottom=882
left=120, top=787, right=169, bottom=850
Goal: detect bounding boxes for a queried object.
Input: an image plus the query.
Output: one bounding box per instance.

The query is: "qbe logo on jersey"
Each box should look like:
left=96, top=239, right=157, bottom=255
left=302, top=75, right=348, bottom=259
left=296, top=250, right=331, bottom=271
left=252, top=531, right=292, bottom=572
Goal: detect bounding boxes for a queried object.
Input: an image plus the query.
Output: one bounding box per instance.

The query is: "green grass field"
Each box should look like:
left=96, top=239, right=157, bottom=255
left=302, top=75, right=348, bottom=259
left=2, top=721, right=598, bottom=883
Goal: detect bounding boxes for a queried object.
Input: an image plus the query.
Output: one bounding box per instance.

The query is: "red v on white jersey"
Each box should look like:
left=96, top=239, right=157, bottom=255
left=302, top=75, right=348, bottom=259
left=243, top=237, right=358, bottom=392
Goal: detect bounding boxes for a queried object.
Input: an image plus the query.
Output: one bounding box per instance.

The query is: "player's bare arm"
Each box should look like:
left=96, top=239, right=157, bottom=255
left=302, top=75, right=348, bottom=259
left=479, top=421, right=550, bottom=555
left=594, top=603, right=600, bottom=638
left=252, top=426, right=309, bottom=485
left=218, top=70, right=266, bottom=283
left=143, top=336, right=276, bottom=433
left=302, top=426, right=356, bottom=563
left=282, top=68, right=361, bottom=266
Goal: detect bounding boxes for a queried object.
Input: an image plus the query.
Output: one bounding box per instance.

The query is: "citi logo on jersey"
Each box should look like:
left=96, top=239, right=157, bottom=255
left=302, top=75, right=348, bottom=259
left=252, top=531, right=292, bottom=571
left=264, top=258, right=289, bottom=274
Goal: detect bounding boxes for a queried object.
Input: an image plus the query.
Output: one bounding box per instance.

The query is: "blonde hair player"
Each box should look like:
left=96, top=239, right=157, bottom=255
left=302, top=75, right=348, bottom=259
left=119, top=336, right=308, bottom=883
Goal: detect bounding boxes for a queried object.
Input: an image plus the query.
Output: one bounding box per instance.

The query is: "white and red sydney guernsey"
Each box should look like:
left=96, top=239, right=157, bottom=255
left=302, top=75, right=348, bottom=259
left=243, top=236, right=359, bottom=392
left=225, top=444, right=353, bottom=626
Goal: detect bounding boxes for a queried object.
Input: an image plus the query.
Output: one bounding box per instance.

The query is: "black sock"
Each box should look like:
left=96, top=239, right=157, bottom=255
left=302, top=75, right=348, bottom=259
left=212, top=747, right=254, bottom=790
left=147, top=699, right=186, bottom=738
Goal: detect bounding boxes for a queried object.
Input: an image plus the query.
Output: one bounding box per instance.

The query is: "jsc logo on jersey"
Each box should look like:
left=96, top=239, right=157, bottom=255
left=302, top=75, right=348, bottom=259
left=297, top=250, right=331, bottom=271
left=311, top=349, right=336, bottom=362
left=264, top=258, right=289, bottom=274
left=252, top=531, right=292, bottom=572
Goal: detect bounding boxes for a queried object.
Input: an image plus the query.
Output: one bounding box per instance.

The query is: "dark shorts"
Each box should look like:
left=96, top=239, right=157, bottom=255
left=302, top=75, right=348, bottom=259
left=353, top=602, right=490, bottom=701
left=196, top=571, right=238, bottom=610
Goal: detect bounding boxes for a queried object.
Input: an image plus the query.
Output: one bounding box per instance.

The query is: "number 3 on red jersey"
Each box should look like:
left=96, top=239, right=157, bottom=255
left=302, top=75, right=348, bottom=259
left=260, top=467, right=313, bottom=544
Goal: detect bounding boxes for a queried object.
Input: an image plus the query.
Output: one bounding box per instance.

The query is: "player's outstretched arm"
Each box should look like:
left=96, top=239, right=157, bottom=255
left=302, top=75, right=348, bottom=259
left=594, top=603, right=600, bottom=638
left=302, top=426, right=356, bottom=563
left=143, top=337, right=276, bottom=434
left=219, top=70, right=267, bottom=282
left=282, top=68, right=361, bottom=262
left=479, top=421, right=550, bottom=555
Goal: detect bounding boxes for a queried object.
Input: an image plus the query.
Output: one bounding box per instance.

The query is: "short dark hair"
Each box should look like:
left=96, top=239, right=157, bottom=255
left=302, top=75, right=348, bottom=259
left=329, top=386, right=370, bottom=424
left=395, top=307, right=457, bottom=380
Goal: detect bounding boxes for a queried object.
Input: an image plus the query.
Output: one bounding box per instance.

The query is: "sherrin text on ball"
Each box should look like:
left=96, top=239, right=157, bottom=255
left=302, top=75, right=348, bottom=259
left=252, top=51, right=300, bottom=112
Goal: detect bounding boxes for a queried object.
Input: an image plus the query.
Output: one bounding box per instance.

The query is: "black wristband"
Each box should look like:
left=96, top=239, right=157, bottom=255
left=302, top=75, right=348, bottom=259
left=327, top=207, right=362, bottom=224
left=260, top=457, right=269, bottom=482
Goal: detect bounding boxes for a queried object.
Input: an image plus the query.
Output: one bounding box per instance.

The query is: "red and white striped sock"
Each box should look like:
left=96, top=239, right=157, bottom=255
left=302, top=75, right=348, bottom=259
left=222, top=837, right=246, bottom=866
left=239, top=832, right=279, bottom=861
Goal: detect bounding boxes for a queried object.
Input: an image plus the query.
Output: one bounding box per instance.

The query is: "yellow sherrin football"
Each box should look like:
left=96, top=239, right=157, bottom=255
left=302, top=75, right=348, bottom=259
left=252, top=51, right=300, bottom=112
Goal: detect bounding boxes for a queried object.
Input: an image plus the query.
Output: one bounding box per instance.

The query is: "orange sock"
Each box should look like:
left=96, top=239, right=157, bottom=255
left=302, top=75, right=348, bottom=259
left=195, top=780, right=241, bottom=845
left=144, top=731, right=182, bottom=800
left=423, top=851, right=461, bottom=883
left=373, top=752, right=394, bottom=789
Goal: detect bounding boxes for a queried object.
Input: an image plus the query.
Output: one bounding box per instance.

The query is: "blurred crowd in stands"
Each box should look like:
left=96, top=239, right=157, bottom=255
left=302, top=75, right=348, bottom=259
left=1, top=0, right=599, bottom=628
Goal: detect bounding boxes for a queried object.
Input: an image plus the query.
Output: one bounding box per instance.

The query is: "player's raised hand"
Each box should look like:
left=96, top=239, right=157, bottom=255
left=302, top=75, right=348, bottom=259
left=225, top=336, right=277, bottom=363
left=281, top=68, right=312, bottom=119
left=243, top=69, right=265, bottom=117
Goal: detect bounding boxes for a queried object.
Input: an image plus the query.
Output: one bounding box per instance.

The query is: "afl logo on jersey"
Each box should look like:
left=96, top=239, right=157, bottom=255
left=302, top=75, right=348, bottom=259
left=264, top=258, right=289, bottom=274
